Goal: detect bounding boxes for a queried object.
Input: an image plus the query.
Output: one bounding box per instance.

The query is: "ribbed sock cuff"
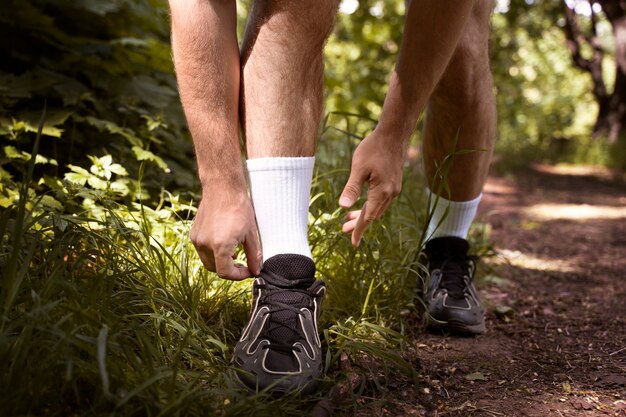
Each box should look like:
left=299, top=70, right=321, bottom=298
left=425, top=188, right=481, bottom=240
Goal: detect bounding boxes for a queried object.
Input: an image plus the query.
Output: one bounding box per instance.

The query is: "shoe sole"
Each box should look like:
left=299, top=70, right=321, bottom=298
left=427, top=319, right=486, bottom=336
left=229, top=368, right=321, bottom=397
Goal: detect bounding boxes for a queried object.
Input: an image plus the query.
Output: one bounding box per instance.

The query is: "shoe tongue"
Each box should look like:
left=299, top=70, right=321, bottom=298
left=426, top=238, right=471, bottom=300
left=262, top=254, right=316, bottom=288
left=425, top=237, right=470, bottom=259
left=439, top=262, right=467, bottom=299
left=262, top=254, right=316, bottom=346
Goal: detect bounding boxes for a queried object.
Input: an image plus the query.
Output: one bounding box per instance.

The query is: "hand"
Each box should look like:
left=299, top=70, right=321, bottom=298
left=339, top=129, right=405, bottom=246
left=190, top=190, right=262, bottom=280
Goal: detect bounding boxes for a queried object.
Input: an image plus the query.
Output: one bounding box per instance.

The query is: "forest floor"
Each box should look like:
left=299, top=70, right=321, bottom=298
left=347, top=163, right=626, bottom=417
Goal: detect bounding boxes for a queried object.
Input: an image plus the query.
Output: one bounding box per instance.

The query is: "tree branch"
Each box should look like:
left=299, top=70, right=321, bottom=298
left=562, top=0, right=608, bottom=100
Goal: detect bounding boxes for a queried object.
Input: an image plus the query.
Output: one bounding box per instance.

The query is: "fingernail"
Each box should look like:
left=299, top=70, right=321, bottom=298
left=356, top=239, right=361, bottom=247
left=339, top=196, right=352, bottom=206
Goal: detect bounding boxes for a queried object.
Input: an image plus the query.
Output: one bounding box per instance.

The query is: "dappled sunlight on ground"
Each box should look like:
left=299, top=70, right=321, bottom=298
left=482, top=180, right=517, bottom=196
left=531, top=163, right=623, bottom=180
left=491, top=248, right=579, bottom=273
left=522, top=203, right=626, bottom=221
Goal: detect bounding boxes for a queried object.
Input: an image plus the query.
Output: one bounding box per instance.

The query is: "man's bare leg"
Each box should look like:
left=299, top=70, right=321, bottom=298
left=241, top=0, right=337, bottom=158
left=422, top=0, right=496, bottom=240
left=240, top=0, right=338, bottom=261
left=231, top=0, right=338, bottom=394
left=423, top=1, right=496, bottom=200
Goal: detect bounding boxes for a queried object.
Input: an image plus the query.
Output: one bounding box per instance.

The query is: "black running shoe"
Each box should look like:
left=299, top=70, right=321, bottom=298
left=421, top=237, right=485, bottom=335
left=232, top=254, right=325, bottom=395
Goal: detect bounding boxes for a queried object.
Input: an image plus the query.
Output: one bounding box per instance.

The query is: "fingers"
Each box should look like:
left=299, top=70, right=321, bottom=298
left=196, top=247, right=217, bottom=272
left=351, top=201, right=375, bottom=246
left=193, top=230, right=259, bottom=280
left=339, top=168, right=366, bottom=209
left=342, top=210, right=361, bottom=233
left=243, top=227, right=262, bottom=277
left=342, top=218, right=358, bottom=234
left=214, top=246, right=251, bottom=281
left=348, top=193, right=393, bottom=247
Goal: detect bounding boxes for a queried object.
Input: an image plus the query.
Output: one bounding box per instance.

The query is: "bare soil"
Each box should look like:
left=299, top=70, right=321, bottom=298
left=346, top=164, right=626, bottom=416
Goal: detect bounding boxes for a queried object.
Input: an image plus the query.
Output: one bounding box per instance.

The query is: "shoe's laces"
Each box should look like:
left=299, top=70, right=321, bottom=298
left=254, top=282, right=321, bottom=353
left=433, top=255, right=478, bottom=299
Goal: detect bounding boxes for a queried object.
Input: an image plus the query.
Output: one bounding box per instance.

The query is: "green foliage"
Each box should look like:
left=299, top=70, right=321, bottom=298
left=0, top=112, right=439, bottom=415
left=490, top=3, right=600, bottom=166
left=0, top=0, right=197, bottom=206
left=326, top=1, right=613, bottom=168
left=325, top=1, right=406, bottom=118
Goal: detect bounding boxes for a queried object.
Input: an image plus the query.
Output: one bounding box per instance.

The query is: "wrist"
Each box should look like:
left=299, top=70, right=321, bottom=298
left=375, top=72, right=426, bottom=143
left=374, top=119, right=413, bottom=150
left=199, top=168, right=248, bottom=196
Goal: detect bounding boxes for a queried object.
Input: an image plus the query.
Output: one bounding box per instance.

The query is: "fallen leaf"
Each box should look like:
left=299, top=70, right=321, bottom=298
left=494, top=305, right=516, bottom=322
left=465, top=372, right=487, bottom=381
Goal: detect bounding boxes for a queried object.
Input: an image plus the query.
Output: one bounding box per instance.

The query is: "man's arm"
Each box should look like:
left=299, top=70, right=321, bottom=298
left=339, top=0, right=477, bottom=246
left=169, top=0, right=261, bottom=279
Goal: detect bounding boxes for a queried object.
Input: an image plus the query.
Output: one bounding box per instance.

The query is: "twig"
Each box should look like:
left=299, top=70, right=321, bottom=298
left=609, top=346, right=626, bottom=356
left=476, top=408, right=507, bottom=417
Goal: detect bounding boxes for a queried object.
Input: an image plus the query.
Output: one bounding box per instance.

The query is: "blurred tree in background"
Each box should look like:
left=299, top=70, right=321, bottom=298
left=563, top=0, right=626, bottom=169
left=563, top=0, right=626, bottom=147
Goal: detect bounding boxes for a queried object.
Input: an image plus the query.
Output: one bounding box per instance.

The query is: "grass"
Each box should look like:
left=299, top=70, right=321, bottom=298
left=0, top=113, right=492, bottom=416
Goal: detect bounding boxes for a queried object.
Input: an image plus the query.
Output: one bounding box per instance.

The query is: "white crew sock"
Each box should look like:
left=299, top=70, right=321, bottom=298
left=247, top=157, right=314, bottom=263
left=426, top=188, right=482, bottom=241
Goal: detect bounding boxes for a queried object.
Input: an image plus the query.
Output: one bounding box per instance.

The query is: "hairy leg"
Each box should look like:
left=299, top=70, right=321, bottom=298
left=241, top=0, right=338, bottom=157
left=422, top=0, right=497, bottom=201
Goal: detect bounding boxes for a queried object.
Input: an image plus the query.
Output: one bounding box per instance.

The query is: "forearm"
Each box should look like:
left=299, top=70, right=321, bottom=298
left=377, top=0, right=477, bottom=143
left=169, top=0, right=246, bottom=193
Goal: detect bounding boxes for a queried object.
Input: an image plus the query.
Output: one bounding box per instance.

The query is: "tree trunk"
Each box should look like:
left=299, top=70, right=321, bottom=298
left=563, top=0, right=626, bottom=143
left=593, top=7, right=626, bottom=142
left=594, top=60, right=626, bottom=143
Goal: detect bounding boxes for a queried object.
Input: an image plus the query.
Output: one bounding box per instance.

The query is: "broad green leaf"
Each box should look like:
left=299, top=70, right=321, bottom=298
left=132, top=146, right=171, bottom=173
left=65, top=165, right=91, bottom=185
left=77, top=116, right=142, bottom=147
left=111, top=180, right=129, bottom=196
left=0, top=166, right=12, bottom=181
left=40, top=176, right=64, bottom=190
left=0, top=194, right=16, bottom=208
left=65, top=173, right=87, bottom=186
left=35, top=155, right=58, bottom=166
left=87, top=176, right=108, bottom=190
left=4, top=145, right=29, bottom=160
left=109, top=163, right=128, bottom=176
left=39, top=195, right=64, bottom=212
left=67, top=165, right=90, bottom=176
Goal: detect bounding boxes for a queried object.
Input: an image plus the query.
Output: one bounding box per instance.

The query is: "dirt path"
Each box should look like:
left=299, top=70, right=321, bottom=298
left=353, top=164, right=626, bottom=416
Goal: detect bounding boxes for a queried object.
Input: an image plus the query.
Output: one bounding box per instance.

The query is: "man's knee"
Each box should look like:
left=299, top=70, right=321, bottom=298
left=255, top=0, right=338, bottom=52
